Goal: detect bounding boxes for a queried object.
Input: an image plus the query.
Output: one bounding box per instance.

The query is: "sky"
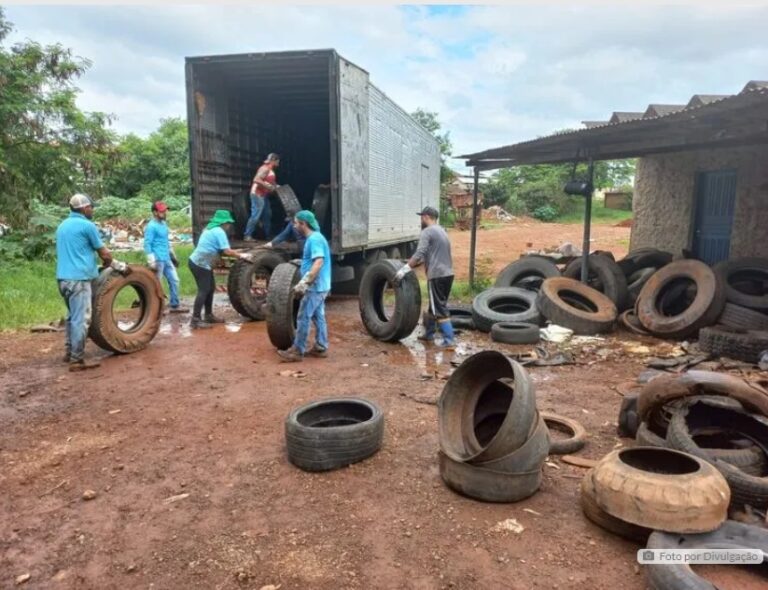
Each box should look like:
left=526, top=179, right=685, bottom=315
left=5, top=3, right=768, bottom=171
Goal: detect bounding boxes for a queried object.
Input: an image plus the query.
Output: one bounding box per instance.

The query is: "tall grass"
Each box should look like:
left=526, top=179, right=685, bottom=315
left=556, top=202, right=633, bottom=224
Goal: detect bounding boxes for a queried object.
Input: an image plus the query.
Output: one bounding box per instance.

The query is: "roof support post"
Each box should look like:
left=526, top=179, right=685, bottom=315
left=580, top=157, right=595, bottom=283
left=469, top=166, right=480, bottom=289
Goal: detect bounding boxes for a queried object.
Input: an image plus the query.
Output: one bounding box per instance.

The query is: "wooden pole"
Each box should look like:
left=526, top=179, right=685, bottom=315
left=469, top=166, right=480, bottom=288
left=580, top=157, right=595, bottom=283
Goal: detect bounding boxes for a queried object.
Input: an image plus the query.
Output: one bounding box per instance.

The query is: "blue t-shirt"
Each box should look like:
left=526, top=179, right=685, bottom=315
left=143, top=219, right=171, bottom=262
left=190, top=226, right=230, bottom=270
left=55, top=212, right=104, bottom=280
left=301, top=231, right=331, bottom=292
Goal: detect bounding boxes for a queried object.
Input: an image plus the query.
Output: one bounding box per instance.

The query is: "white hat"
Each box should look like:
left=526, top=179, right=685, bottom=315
left=69, top=193, right=93, bottom=209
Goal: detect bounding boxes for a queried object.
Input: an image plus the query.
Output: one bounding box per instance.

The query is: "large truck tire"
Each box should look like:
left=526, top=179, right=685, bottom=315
left=536, top=277, right=617, bottom=334
left=617, top=248, right=673, bottom=277
left=714, top=257, right=768, bottom=310
left=718, top=302, right=768, bottom=331
left=580, top=473, right=652, bottom=543
left=494, top=257, right=560, bottom=289
left=266, top=261, right=301, bottom=350
left=471, top=287, right=541, bottom=332
left=359, top=260, right=421, bottom=342
left=699, top=326, right=768, bottom=364
left=564, top=255, right=629, bottom=311
left=228, top=249, right=289, bottom=320
left=233, top=191, right=251, bottom=239
left=89, top=266, right=164, bottom=354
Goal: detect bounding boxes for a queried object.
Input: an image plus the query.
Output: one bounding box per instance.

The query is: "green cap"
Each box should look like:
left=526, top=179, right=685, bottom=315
left=295, top=210, right=319, bottom=231
left=206, top=209, right=236, bottom=229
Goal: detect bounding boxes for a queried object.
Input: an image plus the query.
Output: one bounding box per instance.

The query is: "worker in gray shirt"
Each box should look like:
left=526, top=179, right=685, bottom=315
left=394, top=206, right=455, bottom=348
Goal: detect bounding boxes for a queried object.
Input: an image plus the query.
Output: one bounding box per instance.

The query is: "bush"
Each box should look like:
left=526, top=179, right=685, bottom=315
left=532, top=206, right=558, bottom=222
left=504, top=196, right=527, bottom=216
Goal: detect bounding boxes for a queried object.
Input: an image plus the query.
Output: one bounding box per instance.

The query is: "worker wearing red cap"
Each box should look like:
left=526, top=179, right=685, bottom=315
left=144, top=201, right=187, bottom=313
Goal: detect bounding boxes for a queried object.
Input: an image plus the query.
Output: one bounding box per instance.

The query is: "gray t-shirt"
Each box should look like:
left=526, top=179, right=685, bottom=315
left=413, top=224, right=453, bottom=280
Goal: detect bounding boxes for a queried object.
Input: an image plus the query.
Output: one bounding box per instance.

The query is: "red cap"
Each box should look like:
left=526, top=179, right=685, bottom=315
left=153, top=201, right=168, bottom=212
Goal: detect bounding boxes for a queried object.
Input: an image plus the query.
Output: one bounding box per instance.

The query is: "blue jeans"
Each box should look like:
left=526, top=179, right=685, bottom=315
left=244, top=194, right=272, bottom=239
left=155, top=260, right=180, bottom=308
left=58, top=280, right=93, bottom=362
left=293, top=290, right=329, bottom=354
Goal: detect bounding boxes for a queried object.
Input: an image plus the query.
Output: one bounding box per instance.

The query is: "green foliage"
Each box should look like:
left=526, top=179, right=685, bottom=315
left=504, top=196, right=527, bottom=216
left=481, top=182, right=508, bottom=208
left=532, top=205, right=558, bottom=222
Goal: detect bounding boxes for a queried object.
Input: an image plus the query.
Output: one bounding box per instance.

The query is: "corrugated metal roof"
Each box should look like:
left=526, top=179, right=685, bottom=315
left=643, top=104, right=685, bottom=118
left=582, top=120, right=609, bottom=128
left=743, top=80, right=768, bottom=92
left=687, top=94, right=732, bottom=108
left=609, top=112, right=644, bottom=123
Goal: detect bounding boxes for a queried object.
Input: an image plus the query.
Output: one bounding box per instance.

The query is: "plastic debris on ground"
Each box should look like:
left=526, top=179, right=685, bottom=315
left=540, top=324, right=574, bottom=343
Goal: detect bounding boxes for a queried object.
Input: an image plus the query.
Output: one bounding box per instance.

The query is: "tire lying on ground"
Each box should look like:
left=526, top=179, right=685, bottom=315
left=266, top=261, right=301, bottom=350
left=626, top=267, right=657, bottom=308
left=617, top=248, right=673, bottom=278
left=494, top=256, right=560, bottom=289
left=285, top=398, right=384, bottom=471
left=646, top=521, right=768, bottom=590
left=589, top=447, right=730, bottom=533
left=541, top=412, right=587, bottom=454
left=471, top=287, right=541, bottom=332
left=471, top=415, right=550, bottom=472
left=617, top=392, right=640, bottom=438
left=536, top=277, right=617, bottom=335
left=89, top=266, right=164, bottom=354
left=447, top=305, right=475, bottom=330
left=699, top=326, right=768, bottom=364
left=438, top=452, right=543, bottom=503
left=635, top=260, right=725, bottom=339
left=714, top=256, right=768, bottom=310
left=619, top=309, right=650, bottom=336
left=580, top=472, right=652, bottom=543
left=490, top=322, right=540, bottom=344
left=359, top=260, right=421, bottom=342
left=718, top=302, right=768, bottom=331
left=635, top=422, right=667, bottom=447
left=563, top=255, right=629, bottom=311
left=228, top=249, right=289, bottom=320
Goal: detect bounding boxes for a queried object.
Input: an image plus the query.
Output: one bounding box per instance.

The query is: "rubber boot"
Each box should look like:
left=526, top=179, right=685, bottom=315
left=437, top=319, right=455, bottom=349
left=418, top=313, right=437, bottom=342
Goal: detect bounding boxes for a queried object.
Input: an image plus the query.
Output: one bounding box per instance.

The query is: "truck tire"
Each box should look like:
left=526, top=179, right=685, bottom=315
left=285, top=398, right=384, bottom=472
left=617, top=248, right=673, bottom=277
left=471, top=415, right=550, bottom=473
left=714, top=257, right=768, bottom=310
left=580, top=473, right=652, bottom=543
left=438, top=452, right=543, bottom=503
left=89, top=266, right=164, bottom=354
left=228, top=249, right=289, bottom=320
left=636, top=260, right=725, bottom=339
left=275, top=185, right=301, bottom=216
left=635, top=422, right=667, bottom=447
left=359, top=260, right=421, bottom=342
left=311, top=184, right=331, bottom=232
left=619, top=309, right=650, bottom=336
left=471, top=287, right=541, bottom=332
left=490, top=322, right=540, bottom=344
left=233, top=191, right=251, bottom=239
left=626, top=267, right=656, bottom=308
left=494, top=257, right=560, bottom=289
left=699, top=326, right=768, bottom=364
left=617, top=391, right=640, bottom=438
left=266, top=261, right=301, bottom=350
left=541, top=412, right=587, bottom=455
left=447, top=305, right=475, bottom=330
left=536, top=277, right=617, bottom=335
left=564, top=255, right=629, bottom=311
left=718, top=302, right=768, bottom=331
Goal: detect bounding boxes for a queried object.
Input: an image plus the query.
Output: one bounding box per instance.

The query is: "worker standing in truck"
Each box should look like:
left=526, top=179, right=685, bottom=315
left=244, top=153, right=280, bottom=242
left=394, top=206, right=455, bottom=348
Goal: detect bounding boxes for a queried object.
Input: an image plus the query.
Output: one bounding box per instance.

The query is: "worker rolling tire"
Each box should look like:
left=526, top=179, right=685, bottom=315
left=698, top=326, right=768, bottom=364
left=471, top=287, right=541, bottom=332
left=359, top=260, right=421, bottom=342
left=713, top=257, right=768, bottom=310
left=228, top=249, right=289, bottom=320
left=285, top=398, right=384, bottom=472
left=718, top=302, right=768, bottom=332
left=447, top=305, right=474, bottom=330
left=541, top=412, right=587, bottom=455
left=266, top=261, right=301, bottom=350
left=580, top=473, right=652, bottom=543
left=494, top=257, right=560, bottom=289
left=89, top=265, right=164, bottom=354
left=536, top=277, right=617, bottom=335
left=564, top=255, right=629, bottom=311
left=490, top=322, right=540, bottom=344
left=438, top=452, right=543, bottom=503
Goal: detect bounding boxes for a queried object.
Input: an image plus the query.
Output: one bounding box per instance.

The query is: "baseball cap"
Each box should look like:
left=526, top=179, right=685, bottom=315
left=152, top=201, right=169, bottom=212
left=69, top=193, right=95, bottom=209
left=295, top=210, right=320, bottom=231
left=416, top=206, right=439, bottom=219
left=264, top=152, right=280, bottom=163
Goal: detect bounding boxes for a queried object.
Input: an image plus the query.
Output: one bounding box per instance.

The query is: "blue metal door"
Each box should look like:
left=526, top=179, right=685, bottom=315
left=692, top=170, right=736, bottom=265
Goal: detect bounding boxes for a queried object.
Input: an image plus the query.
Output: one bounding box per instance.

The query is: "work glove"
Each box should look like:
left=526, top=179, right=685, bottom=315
left=265, top=241, right=273, bottom=248
left=110, top=260, right=132, bottom=276
left=146, top=253, right=158, bottom=271
left=293, top=274, right=312, bottom=295
left=239, top=252, right=253, bottom=262
left=393, top=264, right=412, bottom=284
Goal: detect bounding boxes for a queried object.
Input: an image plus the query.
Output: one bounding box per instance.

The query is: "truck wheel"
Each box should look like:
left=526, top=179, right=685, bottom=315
left=89, top=266, right=164, bottom=354
left=266, top=261, right=301, bottom=350
left=387, top=246, right=401, bottom=260
left=228, top=249, right=289, bottom=320
left=359, top=260, right=421, bottom=342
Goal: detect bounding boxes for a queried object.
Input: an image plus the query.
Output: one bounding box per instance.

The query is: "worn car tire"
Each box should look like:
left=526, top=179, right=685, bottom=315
left=490, top=322, right=540, bottom=344
left=471, top=415, right=550, bottom=472
left=228, top=249, right=289, bottom=320
left=311, top=184, right=331, bottom=233
left=541, top=412, right=587, bottom=454
left=646, top=521, right=768, bottom=590
left=627, top=267, right=657, bottom=308
left=359, top=260, right=421, bottom=342
left=617, top=248, right=673, bottom=277
left=564, top=255, right=630, bottom=310
left=590, top=447, right=730, bottom=533
left=635, top=422, right=667, bottom=447
left=495, top=256, right=560, bottom=289
left=718, top=302, right=768, bottom=331
left=580, top=473, right=652, bottom=543
left=699, top=326, right=768, bottom=364
left=618, top=392, right=640, bottom=438
left=714, top=459, right=768, bottom=509
left=636, top=260, right=725, bottom=339
left=471, top=287, right=541, bottom=332
left=619, top=309, right=651, bottom=336
left=714, top=257, right=768, bottom=310
left=438, top=452, right=543, bottom=503
left=537, top=277, right=618, bottom=335
left=447, top=305, right=475, bottom=330
left=285, top=398, right=384, bottom=472
left=89, top=266, right=164, bottom=354
left=266, top=261, right=301, bottom=350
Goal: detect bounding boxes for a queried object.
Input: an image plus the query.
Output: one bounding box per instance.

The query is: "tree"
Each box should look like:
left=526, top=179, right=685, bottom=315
left=0, top=8, right=117, bottom=226
left=411, top=108, right=454, bottom=184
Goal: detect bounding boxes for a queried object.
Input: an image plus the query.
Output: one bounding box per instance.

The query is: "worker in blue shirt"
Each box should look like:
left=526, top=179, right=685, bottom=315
left=265, top=207, right=305, bottom=252
left=55, top=194, right=113, bottom=371
left=277, top=210, right=331, bottom=362
left=188, top=210, right=251, bottom=329
left=144, top=201, right=187, bottom=313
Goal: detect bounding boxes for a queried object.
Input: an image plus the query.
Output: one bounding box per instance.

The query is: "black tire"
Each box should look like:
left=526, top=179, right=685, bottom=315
left=490, top=322, right=540, bottom=344
left=564, top=255, right=629, bottom=311
left=646, top=521, right=768, bottom=590
left=471, top=415, right=550, bottom=472
left=580, top=474, right=652, bottom=543
left=714, top=460, right=768, bottom=509
left=332, top=260, right=366, bottom=296
left=438, top=452, right=543, bottom=503
left=266, top=261, right=301, bottom=350
left=471, top=287, right=541, bottom=332
left=89, top=266, right=164, bottom=354
left=714, top=257, right=768, bottom=310
left=359, top=260, right=421, bottom=342
left=536, top=277, right=617, bottom=335
left=541, top=412, right=587, bottom=455
left=274, top=185, right=301, bottom=216
left=448, top=305, right=475, bottom=330
left=699, top=326, right=768, bottom=364
left=311, top=184, right=331, bottom=234
left=285, top=398, right=384, bottom=472
left=718, top=302, right=768, bottom=331
left=227, top=249, right=289, bottom=320
left=233, top=191, right=250, bottom=239
left=635, top=422, right=667, bottom=448
left=618, top=392, right=640, bottom=438
left=617, top=248, right=673, bottom=277
left=627, top=267, right=656, bottom=308
left=494, top=256, right=560, bottom=289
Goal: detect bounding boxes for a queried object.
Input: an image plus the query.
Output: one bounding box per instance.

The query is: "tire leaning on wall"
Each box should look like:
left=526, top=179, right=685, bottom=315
left=89, top=265, right=164, bottom=354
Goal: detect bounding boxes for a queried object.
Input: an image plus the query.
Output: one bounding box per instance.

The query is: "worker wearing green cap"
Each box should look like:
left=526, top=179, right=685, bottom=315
left=277, top=210, right=331, bottom=362
left=188, top=210, right=251, bottom=329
